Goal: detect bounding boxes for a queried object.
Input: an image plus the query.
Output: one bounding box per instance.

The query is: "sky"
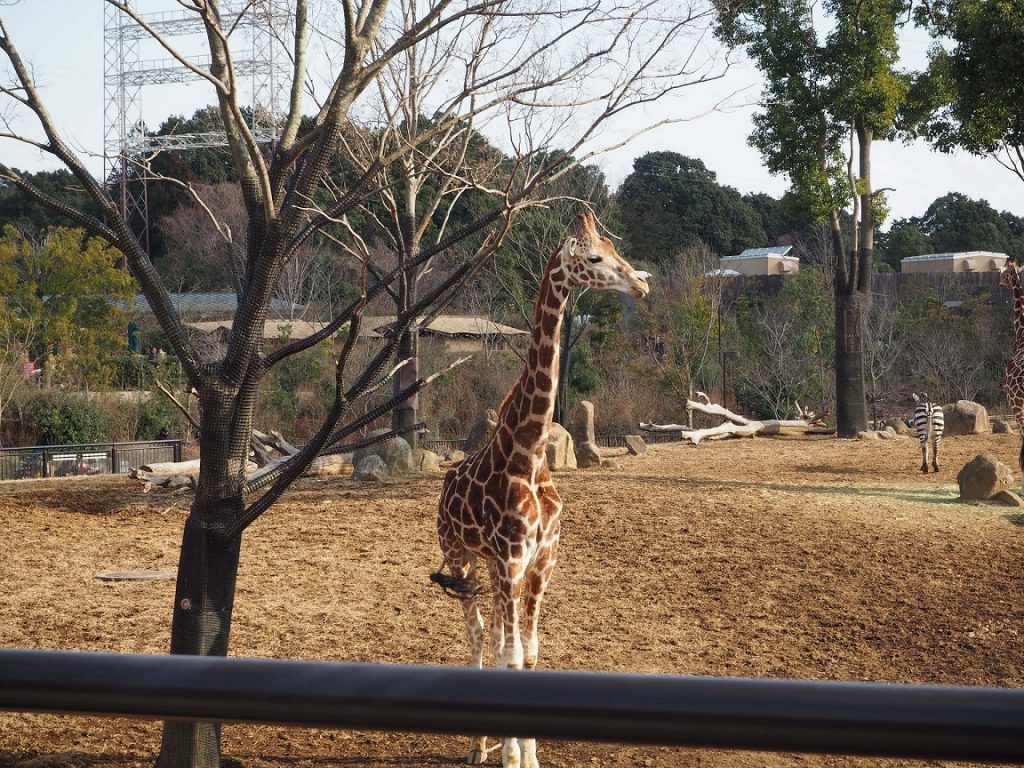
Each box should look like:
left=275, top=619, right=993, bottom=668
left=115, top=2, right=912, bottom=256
left=1, top=1, right=1022, bottom=230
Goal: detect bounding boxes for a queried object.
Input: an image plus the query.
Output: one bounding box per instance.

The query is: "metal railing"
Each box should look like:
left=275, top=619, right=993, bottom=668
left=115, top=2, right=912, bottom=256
left=0, top=440, right=182, bottom=481
left=0, top=649, right=1021, bottom=762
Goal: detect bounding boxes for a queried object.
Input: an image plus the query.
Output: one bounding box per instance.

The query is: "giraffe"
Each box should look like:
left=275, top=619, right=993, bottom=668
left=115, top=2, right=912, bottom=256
left=1000, top=261, right=1024, bottom=478
left=431, top=211, right=649, bottom=768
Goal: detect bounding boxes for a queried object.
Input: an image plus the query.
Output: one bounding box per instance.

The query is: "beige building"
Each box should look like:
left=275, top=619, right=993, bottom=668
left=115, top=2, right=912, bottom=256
left=187, top=315, right=529, bottom=354
left=718, top=246, right=799, bottom=277
left=900, top=251, right=1009, bottom=274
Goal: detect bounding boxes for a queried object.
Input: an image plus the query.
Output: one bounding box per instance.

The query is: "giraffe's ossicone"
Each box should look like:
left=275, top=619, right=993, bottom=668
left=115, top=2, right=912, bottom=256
left=432, top=210, right=649, bottom=768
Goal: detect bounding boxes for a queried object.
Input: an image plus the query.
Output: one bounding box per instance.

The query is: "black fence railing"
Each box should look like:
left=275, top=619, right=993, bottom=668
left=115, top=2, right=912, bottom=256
left=0, top=440, right=182, bottom=481
left=0, top=649, right=1022, bottom=762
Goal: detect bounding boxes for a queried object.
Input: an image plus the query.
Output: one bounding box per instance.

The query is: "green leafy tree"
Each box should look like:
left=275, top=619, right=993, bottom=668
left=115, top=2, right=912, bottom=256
left=0, top=169, right=103, bottom=234
left=616, top=151, right=766, bottom=265
left=882, top=220, right=932, bottom=268
left=718, top=0, right=909, bottom=436
left=910, top=0, right=1024, bottom=183
left=0, top=226, right=133, bottom=394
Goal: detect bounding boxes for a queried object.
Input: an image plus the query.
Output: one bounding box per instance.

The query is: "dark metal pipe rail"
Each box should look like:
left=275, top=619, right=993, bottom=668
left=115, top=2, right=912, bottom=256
left=2, top=650, right=1023, bottom=761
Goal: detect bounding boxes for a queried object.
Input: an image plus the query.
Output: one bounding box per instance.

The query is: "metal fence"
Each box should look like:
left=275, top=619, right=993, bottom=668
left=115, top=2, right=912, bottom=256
left=0, top=440, right=182, bottom=481
left=0, top=649, right=1022, bottom=762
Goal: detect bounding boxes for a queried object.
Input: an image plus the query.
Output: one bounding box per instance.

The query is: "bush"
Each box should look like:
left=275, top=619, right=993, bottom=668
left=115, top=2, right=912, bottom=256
left=24, top=393, right=108, bottom=445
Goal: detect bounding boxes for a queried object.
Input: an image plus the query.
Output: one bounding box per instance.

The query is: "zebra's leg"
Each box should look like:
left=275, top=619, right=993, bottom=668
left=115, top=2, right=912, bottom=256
left=932, top=433, right=941, bottom=472
left=919, top=436, right=929, bottom=473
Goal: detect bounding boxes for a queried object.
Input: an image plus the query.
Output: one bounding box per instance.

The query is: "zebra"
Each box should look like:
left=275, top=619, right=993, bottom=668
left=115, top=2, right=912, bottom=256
left=911, top=393, right=944, bottom=473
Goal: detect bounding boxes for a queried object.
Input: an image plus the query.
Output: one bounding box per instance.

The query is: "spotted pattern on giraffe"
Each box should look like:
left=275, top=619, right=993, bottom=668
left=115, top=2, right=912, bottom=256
left=433, top=210, right=650, bottom=768
left=1000, top=262, right=1024, bottom=483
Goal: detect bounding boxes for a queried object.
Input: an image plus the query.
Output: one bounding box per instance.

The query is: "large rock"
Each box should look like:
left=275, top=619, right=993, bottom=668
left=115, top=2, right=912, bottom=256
left=957, top=454, right=1015, bottom=500
left=569, top=400, right=596, bottom=448
left=992, top=417, right=1016, bottom=435
left=464, top=409, right=498, bottom=453
left=545, top=422, right=577, bottom=470
left=352, top=428, right=413, bottom=476
left=576, top=440, right=602, bottom=469
left=884, top=416, right=912, bottom=435
left=624, top=434, right=647, bottom=455
left=410, top=448, right=441, bottom=472
left=352, top=454, right=388, bottom=482
left=943, top=400, right=990, bottom=436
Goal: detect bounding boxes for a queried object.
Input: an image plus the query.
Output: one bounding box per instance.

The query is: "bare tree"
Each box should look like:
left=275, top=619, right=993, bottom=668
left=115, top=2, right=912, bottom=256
left=0, top=297, right=39, bottom=446
left=0, top=2, right=725, bottom=766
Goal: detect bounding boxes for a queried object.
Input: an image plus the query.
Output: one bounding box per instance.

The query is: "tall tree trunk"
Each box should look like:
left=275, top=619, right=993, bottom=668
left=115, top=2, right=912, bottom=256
left=393, top=322, right=420, bottom=448
left=834, top=289, right=868, bottom=436
left=156, top=385, right=249, bottom=768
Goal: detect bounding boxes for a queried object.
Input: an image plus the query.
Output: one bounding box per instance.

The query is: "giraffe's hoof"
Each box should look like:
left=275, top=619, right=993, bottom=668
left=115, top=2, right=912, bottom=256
left=467, top=749, right=486, bottom=765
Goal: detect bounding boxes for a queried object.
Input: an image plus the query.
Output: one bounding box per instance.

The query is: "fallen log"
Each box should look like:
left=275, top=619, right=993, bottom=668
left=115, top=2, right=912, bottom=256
left=640, top=392, right=827, bottom=445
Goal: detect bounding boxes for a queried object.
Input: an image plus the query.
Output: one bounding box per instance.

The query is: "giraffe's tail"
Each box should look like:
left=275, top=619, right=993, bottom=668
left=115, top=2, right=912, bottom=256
left=429, top=566, right=483, bottom=600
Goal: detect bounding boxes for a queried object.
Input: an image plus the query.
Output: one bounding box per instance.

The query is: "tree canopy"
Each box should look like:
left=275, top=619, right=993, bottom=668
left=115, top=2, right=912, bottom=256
left=616, top=151, right=766, bottom=266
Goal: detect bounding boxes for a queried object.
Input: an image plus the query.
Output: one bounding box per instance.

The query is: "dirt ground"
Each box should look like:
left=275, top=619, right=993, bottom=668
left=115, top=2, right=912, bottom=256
left=1, top=431, right=1022, bottom=768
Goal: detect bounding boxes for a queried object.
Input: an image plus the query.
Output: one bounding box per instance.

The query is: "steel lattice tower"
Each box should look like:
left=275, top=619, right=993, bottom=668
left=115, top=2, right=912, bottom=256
left=103, top=1, right=290, bottom=254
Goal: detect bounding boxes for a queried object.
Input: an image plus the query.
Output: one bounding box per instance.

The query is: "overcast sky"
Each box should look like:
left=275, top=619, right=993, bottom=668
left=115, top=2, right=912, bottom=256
left=1, top=1, right=1022, bottom=230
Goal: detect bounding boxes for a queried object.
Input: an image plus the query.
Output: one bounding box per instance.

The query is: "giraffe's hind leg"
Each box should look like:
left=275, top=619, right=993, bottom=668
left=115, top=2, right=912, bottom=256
left=450, top=556, right=491, bottom=765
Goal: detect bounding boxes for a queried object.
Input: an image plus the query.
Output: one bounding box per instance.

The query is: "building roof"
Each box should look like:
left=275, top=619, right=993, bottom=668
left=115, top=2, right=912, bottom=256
left=129, top=292, right=299, bottom=317
left=186, top=315, right=528, bottom=341
left=900, top=251, right=1009, bottom=263
left=722, top=245, right=796, bottom=261
left=359, top=315, right=528, bottom=339
left=186, top=319, right=334, bottom=340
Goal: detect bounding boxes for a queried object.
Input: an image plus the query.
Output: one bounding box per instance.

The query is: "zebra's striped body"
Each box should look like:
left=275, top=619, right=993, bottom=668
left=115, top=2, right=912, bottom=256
left=912, top=393, right=944, bottom=473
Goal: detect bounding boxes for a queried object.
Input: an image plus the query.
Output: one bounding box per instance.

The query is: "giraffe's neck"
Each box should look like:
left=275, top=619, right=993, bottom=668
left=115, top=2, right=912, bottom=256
left=497, top=253, right=570, bottom=457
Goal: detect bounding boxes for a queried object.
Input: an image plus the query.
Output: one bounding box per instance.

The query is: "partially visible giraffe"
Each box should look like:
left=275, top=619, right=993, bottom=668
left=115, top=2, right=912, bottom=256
left=1000, top=261, right=1024, bottom=478
left=431, top=211, right=649, bottom=768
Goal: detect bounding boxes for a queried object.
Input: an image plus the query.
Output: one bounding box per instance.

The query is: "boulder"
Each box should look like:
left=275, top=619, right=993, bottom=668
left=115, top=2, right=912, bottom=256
left=884, top=417, right=912, bottom=435
left=624, top=434, right=647, bottom=455
left=957, top=454, right=1015, bottom=500
left=410, top=448, right=441, bottom=472
left=992, top=417, right=1016, bottom=435
left=447, top=450, right=466, bottom=464
left=992, top=489, right=1024, bottom=507
left=600, top=458, right=620, bottom=470
left=352, top=454, right=388, bottom=482
left=576, top=440, right=602, bottom=469
left=464, top=409, right=498, bottom=453
left=545, top=422, right=577, bottom=470
left=943, top=400, right=990, bottom=436
left=857, top=430, right=880, bottom=441
left=352, top=428, right=413, bottom=475
left=569, top=400, right=596, bottom=447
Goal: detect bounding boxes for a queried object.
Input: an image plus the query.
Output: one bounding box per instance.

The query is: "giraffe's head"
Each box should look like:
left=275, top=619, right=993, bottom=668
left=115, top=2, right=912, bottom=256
left=1000, top=261, right=1022, bottom=290
left=559, top=211, right=650, bottom=300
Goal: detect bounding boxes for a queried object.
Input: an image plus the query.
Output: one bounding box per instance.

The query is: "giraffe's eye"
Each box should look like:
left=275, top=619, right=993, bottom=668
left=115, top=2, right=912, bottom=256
left=587, top=255, right=602, bottom=264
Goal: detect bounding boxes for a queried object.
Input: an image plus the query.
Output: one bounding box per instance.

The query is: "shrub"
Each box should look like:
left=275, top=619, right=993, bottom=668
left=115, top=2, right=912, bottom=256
left=24, top=393, right=108, bottom=445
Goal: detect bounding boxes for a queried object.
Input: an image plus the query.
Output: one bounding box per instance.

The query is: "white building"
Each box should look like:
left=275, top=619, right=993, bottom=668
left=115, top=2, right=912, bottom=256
left=899, top=251, right=1009, bottom=274
left=719, top=245, right=799, bottom=276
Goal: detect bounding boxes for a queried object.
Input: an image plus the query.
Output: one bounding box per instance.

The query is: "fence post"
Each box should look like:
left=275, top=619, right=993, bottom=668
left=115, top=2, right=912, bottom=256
left=173, top=440, right=182, bottom=462
left=42, top=448, right=49, bottom=478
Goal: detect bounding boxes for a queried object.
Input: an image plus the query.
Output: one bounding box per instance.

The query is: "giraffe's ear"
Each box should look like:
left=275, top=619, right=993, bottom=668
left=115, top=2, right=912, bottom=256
left=565, top=237, right=578, bottom=257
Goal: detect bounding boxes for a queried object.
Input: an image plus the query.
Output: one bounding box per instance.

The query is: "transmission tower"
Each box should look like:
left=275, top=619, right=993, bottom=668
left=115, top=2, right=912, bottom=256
left=103, top=1, right=290, bottom=254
